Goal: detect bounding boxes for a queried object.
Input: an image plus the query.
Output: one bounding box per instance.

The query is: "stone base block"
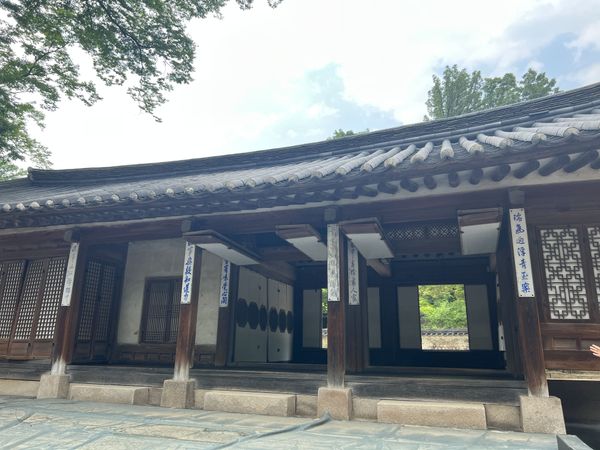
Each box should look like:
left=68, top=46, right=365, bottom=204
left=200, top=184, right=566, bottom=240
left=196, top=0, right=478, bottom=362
left=520, top=395, right=566, bottom=434
left=353, top=397, right=378, bottom=421
left=160, top=379, right=196, bottom=409
left=484, top=404, right=521, bottom=431
left=194, top=389, right=207, bottom=409
left=317, top=387, right=352, bottom=420
left=37, top=373, right=70, bottom=399
left=204, top=390, right=296, bottom=417
left=148, top=387, right=163, bottom=406
left=296, top=394, right=317, bottom=418
left=377, top=400, right=487, bottom=430
left=69, top=383, right=149, bottom=405
left=0, top=379, right=39, bottom=397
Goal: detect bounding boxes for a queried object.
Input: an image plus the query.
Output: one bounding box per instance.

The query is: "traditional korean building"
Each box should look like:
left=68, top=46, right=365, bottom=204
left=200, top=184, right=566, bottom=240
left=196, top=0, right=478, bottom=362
left=1, top=82, right=600, bottom=436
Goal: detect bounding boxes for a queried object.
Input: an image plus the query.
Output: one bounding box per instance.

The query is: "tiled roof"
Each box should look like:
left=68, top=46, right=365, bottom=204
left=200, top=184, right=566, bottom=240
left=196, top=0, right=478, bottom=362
left=1, top=83, right=600, bottom=218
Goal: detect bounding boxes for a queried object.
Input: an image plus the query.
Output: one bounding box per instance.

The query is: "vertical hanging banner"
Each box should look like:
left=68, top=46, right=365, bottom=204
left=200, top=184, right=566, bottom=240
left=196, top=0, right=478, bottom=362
left=348, top=242, right=360, bottom=305
left=219, top=260, right=231, bottom=307
left=509, top=208, right=535, bottom=298
left=181, top=242, right=196, bottom=304
left=61, top=242, right=80, bottom=306
left=327, top=224, right=340, bottom=302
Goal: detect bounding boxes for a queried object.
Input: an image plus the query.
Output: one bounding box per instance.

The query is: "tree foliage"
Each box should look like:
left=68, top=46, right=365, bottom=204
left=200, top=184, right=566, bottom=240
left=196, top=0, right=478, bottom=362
left=426, top=65, right=559, bottom=120
left=0, top=0, right=280, bottom=179
left=418, top=284, right=467, bottom=330
left=328, top=128, right=369, bottom=140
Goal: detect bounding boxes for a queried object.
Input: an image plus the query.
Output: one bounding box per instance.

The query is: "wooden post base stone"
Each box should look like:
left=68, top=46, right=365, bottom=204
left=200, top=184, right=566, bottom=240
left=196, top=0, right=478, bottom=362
left=160, top=379, right=196, bottom=409
left=37, top=373, right=70, bottom=399
left=317, top=387, right=353, bottom=420
left=519, top=395, right=566, bottom=434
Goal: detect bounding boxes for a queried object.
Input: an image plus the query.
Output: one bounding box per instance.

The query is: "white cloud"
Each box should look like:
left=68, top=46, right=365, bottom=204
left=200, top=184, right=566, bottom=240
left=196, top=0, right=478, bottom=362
left=566, top=20, right=600, bottom=59
left=565, top=63, right=600, bottom=86
left=28, top=0, right=600, bottom=170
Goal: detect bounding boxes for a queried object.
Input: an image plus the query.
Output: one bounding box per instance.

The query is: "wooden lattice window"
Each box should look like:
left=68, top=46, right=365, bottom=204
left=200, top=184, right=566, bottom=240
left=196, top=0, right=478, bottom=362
left=13, top=260, right=46, bottom=340
left=35, top=257, right=68, bottom=340
left=76, top=259, right=119, bottom=344
left=587, top=226, right=600, bottom=305
left=77, top=260, right=102, bottom=341
left=140, top=278, right=181, bottom=344
left=538, top=226, right=600, bottom=321
left=0, top=261, right=26, bottom=339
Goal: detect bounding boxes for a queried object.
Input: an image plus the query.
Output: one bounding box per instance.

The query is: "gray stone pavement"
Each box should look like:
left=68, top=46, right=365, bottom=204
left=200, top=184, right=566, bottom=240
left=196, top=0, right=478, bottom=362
left=0, top=395, right=573, bottom=449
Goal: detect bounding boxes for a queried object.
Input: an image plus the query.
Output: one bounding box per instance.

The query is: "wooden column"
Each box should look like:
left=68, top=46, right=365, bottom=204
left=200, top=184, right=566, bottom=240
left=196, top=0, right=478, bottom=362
left=346, top=250, right=369, bottom=373
left=496, top=225, right=523, bottom=377
left=173, top=243, right=202, bottom=381
left=506, top=202, right=548, bottom=397
left=214, top=263, right=239, bottom=367
left=51, top=240, right=87, bottom=375
left=326, top=224, right=348, bottom=388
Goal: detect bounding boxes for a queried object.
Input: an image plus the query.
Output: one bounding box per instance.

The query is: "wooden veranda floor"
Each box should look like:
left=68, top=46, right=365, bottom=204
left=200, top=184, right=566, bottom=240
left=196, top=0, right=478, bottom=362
left=0, top=359, right=528, bottom=405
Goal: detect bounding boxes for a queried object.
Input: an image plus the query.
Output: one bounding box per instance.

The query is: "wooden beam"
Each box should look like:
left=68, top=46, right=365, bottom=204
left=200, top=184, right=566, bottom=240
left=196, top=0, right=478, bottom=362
left=538, top=155, right=570, bottom=176
left=214, top=264, right=239, bottom=367
left=367, top=259, right=391, bottom=277
left=563, top=150, right=598, bottom=173
left=249, top=260, right=296, bottom=284
left=448, top=171, right=460, bottom=188
left=326, top=224, right=347, bottom=388
left=377, top=182, right=398, bottom=195
left=468, top=168, right=483, bottom=185
left=423, top=175, right=437, bottom=190
left=513, top=160, right=540, bottom=179
left=173, top=245, right=203, bottom=381
left=258, top=246, right=309, bottom=262
left=400, top=178, right=418, bottom=193
left=491, top=164, right=511, bottom=182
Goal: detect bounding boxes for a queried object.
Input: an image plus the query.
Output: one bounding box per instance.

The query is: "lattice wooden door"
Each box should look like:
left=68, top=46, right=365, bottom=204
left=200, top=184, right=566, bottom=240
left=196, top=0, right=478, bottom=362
left=73, top=259, right=122, bottom=362
left=0, top=257, right=67, bottom=359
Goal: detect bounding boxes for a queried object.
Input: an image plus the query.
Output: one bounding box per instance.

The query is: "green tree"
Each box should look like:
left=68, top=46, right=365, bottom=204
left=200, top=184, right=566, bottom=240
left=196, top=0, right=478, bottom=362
left=418, top=284, right=467, bottom=330
left=328, top=128, right=369, bottom=140
left=0, top=0, right=280, bottom=179
left=426, top=65, right=559, bottom=120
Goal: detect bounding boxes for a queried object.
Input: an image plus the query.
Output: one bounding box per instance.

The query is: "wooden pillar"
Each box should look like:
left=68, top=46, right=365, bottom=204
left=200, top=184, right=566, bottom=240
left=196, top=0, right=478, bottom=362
left=506, top=201, right=548, bottom=397
left=173, top=243, right=203, bottom=381
left=326, top=224, right=348, bottom=388
left=50, top=240, right=87, bottom=375
left=496, top=225, right=523, bottom=377
left=346, top=248, right=369, bottom=373
left=214, top=262, right=239, bottom=367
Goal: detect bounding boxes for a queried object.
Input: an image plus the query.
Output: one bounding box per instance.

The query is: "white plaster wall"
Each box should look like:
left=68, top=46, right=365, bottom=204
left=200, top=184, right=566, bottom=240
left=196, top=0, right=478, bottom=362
left=195, top=251, right=222, bottom=346
left=117, top=238, right=185, bottom=344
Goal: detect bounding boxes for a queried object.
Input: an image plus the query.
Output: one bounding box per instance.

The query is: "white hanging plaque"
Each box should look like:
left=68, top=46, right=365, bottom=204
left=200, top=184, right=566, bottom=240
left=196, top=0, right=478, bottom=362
left=327, top=224, right=340, bottom=302
left=181, top=242, right=196, bottom=304
left=348, top=242, right=360, bottom=305
left=61, top=242, right=80, bottom=306
left=219, top=260, right=231, bottom=307
left=509, top=208, right=535, bottom=298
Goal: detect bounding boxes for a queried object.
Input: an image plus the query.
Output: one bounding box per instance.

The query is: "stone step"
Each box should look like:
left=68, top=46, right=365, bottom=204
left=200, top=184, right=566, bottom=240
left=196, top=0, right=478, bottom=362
left=203, top=390, right=296, bottom=417
left=68, top=383, right=149, bottom=405
left=0, top=379, right=40, bottom=397
left=377, top=399, right=487, bottom=429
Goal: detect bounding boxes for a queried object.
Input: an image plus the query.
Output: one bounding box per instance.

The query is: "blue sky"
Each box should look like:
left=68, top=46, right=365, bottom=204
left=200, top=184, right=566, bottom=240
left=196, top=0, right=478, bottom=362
left=30, top=0, right=600, bottom=169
